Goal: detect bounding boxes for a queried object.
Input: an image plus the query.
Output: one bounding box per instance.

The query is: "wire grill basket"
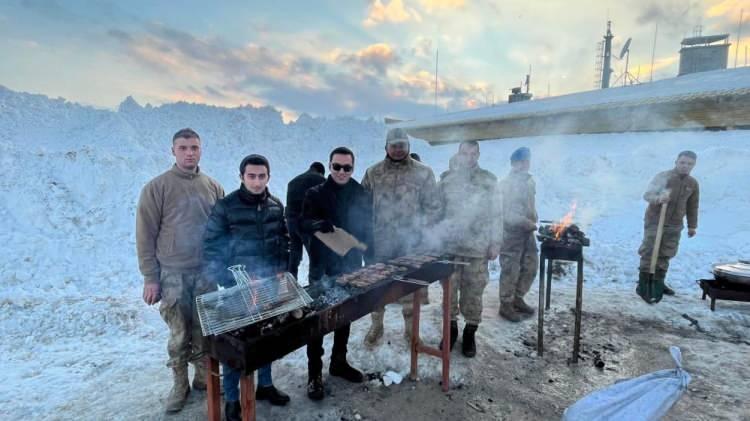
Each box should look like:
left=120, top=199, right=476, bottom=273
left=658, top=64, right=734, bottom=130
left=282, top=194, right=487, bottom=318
left=196, top=265, right=312, bottom=336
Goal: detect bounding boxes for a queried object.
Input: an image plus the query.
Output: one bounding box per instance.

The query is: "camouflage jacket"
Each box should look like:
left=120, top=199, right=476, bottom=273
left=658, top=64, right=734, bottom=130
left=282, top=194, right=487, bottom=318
left=498, top=170, right=538, bottom=251
left=643, top=169, right=699, bottom=229
left=438, top=165, right=501, bottom=258
left=362, top=156, right=441, bottom=259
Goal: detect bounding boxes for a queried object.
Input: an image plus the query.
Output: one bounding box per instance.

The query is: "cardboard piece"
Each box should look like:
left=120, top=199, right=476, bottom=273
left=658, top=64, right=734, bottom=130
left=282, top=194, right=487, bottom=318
left=314, top=227, right=368, bottom=257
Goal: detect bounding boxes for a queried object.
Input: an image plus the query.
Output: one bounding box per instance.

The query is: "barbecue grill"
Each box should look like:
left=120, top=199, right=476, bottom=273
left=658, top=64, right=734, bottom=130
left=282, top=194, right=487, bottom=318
left=536, top=222, right=590, bottom=363
left=204, top=256, right=456, bottom=421
left=697, top=261, right=750, bottom=311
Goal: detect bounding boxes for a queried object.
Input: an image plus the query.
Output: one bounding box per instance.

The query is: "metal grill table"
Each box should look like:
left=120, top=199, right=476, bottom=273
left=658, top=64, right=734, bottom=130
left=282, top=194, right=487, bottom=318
left=536, top=242, right=585, bottom=363
left=204, top=260, right=455, bottom=421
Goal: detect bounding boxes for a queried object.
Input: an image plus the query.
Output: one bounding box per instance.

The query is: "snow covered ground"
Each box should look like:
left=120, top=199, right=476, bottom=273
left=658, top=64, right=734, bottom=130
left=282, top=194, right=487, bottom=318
left=1, top=84, right=749, bottom=420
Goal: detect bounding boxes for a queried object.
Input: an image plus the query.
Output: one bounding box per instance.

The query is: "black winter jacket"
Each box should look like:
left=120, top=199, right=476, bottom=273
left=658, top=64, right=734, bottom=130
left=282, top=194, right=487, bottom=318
left=301, top=176, right=373, bottom=280
left=286, top=168, right=325, bottom=220
left=202, top=185, right=290, bottom=287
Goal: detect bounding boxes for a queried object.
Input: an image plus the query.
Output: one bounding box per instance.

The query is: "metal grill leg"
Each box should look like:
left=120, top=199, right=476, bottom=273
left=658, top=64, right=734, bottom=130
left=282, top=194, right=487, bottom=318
left=410, top=289, right=422, bottom=380
left=537, top=255, right=546, bottom=356
left=441, top=277, right=451, bottom=392
left=545, top=258, right=553, bottom=310
left=240, top=372, right=256, bottom=421
left=206, top=357, right=221, bottom=421
left=572, top=257, right=583, bottom=363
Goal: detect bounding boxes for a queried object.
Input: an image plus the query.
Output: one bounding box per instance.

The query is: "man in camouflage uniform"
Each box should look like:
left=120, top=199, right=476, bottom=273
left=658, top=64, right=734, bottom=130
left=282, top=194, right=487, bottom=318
left=136, top=128, right=224, bottom=413
left=437, top=141, right=500, bottom=357
left=638, top=150, right=700, bottom=297
left=498, top=147, right=538, bottom=322
left=362, top=128, right=441, bottom=345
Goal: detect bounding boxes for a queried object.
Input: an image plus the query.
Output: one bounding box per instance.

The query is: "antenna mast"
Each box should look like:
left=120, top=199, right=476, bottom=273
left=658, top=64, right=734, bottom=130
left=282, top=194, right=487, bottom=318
left=650, top=23, right=658, bottom=82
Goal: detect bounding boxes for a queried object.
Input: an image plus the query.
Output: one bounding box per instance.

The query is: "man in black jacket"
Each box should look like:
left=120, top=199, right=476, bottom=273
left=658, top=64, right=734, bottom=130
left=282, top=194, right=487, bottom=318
left=202, top=154, right=291, bottom=420
left=301, top=147, right=372, bottom=400
left=286, top=162, right=325, bottom=279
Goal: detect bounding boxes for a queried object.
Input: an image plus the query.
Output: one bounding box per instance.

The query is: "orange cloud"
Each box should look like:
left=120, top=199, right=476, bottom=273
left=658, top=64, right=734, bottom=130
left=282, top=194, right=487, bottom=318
left=363, top=0, right=421, bottom=27
left=706, top=0, right=748, bottom=21
left=420, top=0, right=466, bottom=12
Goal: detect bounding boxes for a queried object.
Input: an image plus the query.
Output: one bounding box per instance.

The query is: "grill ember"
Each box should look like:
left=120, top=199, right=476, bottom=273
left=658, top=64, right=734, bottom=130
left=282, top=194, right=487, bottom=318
left=537, top=223, right=590, bottom=249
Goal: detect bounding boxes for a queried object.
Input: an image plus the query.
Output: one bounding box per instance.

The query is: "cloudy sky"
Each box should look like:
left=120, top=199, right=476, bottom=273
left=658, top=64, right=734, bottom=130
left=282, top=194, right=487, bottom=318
left=0, top=0, right=747, bottom=121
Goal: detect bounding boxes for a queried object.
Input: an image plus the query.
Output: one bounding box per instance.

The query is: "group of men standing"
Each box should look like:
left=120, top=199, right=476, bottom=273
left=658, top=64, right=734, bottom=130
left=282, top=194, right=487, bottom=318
left=136, top=127, right=699, bottom=418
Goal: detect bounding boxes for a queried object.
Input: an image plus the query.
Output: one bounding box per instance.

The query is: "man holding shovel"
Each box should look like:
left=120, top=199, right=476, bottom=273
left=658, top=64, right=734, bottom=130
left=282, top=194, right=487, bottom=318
left=637, top=151, right=700, bottom=302
left=301, top=146, right=373, bottom=400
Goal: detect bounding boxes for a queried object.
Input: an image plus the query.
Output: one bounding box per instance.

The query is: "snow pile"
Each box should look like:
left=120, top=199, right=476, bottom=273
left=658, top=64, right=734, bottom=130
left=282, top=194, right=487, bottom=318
left=0, top=84, right=748, bottom=419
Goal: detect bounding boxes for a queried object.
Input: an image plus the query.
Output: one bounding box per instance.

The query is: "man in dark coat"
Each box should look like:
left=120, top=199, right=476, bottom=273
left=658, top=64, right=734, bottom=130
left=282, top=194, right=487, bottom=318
left=202, top=154, right=291, bottom=420
left=286, top=162, right=325, bottom=279
left=301, top=147, right=373, bottom=400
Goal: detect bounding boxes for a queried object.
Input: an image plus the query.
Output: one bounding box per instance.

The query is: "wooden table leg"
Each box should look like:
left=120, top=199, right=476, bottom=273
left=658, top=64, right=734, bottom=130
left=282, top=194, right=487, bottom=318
left=240, top=372, right=256, bottom=421
left=572, top=257, right=584, bottom=363
left=441, top=277, right=451, bottom=392
left=410, top=288, right=422, bottom=380
left=537, top=256, right=546, bottom=356
left=206, top=357, right=221, bottom=421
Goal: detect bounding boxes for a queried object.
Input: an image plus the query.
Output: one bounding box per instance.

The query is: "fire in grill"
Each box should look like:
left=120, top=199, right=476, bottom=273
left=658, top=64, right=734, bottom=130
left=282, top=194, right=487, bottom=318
left=537, top=222, right=591, bottom=249
left=195, top=265, right=313, bottom=336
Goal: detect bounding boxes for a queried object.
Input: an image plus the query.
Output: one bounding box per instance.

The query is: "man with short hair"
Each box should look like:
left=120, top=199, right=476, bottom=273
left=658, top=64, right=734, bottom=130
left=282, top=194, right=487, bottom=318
left=637, top=151, right=700, bottom=298
left=437, top=141, right=500, bottom=357
left=203, top=154, right=291, bottom=419
left=286, top=162, right=326, bottom=279
left=136, top=128, right=224, bottom=413
left=498, top=146, right=539, bottom=322
left=362, top=128, right=441, bottom=346
left=302, top=147, right=372, bottom=400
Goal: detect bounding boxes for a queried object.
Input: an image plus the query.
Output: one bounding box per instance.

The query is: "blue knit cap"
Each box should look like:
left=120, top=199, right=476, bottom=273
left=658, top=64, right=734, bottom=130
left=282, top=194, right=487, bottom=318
left=510, top=147, right=531, bottom=162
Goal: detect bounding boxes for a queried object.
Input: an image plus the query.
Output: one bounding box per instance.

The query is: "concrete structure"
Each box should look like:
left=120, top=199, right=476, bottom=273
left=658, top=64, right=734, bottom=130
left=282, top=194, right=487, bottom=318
left=678, top=34, right=730, bottom=76
left=388, top=67, right=750, bottom=145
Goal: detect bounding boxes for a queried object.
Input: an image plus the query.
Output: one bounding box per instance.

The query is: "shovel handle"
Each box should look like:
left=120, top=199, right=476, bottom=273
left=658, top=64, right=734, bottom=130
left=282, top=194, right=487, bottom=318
left=649, top=203, right=668, bottom=275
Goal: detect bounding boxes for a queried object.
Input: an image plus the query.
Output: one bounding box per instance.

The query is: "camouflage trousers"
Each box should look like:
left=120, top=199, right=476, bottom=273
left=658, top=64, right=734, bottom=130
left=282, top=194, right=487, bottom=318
left=638, top=225, right=683, bottom=274
left=159, top=269, right=216, bottom=368
left=449, top=256, right=489, bottom=325
left=499, top=234, right=538, bottom=304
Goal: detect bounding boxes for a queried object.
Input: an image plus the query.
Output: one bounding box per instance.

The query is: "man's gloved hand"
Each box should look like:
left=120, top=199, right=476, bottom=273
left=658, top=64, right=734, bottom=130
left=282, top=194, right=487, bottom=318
left=312, top=219, right=335, bottom=233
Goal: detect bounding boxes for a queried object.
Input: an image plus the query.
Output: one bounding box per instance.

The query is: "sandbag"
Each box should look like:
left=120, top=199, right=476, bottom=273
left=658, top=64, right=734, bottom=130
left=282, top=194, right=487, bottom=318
left=562, top=346, right=691, bottom=421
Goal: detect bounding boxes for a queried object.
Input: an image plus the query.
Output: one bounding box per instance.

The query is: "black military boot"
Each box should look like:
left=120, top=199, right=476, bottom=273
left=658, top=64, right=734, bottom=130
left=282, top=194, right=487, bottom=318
left=256, top=385, right=290, bottom=406
left=439, top=320, right=459, bottom=351
left=224, top=401, right=241, bottom=421
left=307, top=374, right=325, bottom=401
left=462, top=324, right=478, bottom=358
left=657, top=270, right=675, bottom=295
left=329, top=357, right=364, bottom=383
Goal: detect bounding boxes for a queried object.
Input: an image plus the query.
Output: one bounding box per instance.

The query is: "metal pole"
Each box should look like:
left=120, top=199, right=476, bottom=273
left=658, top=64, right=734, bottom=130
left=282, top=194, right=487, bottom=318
left=736, top=9, right=744, bottom=68
left=434, top=49, right=439, bottom=113
left=572, top=256, right=584, bottom=363
left=650, top=23, right=658, bottom=82
left=537, top=253, right=546, bottom=356
left=623, top=50, right=630, bottom=87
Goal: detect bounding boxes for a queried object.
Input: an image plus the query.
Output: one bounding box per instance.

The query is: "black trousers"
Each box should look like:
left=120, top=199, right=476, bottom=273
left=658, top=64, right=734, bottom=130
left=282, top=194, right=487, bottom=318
left=306, top=323, right=351, bottom=377
left=287, top=217, right=308, bottom=279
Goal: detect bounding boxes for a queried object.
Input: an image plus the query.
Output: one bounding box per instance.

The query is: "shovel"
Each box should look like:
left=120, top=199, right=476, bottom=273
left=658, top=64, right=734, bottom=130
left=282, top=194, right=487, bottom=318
left=638, top=202, right=667, bottom=303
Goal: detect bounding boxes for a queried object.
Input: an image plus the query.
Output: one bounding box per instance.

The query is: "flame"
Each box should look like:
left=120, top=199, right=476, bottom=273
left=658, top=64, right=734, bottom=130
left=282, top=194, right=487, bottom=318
left=552, top=200, right=577, bottom=240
